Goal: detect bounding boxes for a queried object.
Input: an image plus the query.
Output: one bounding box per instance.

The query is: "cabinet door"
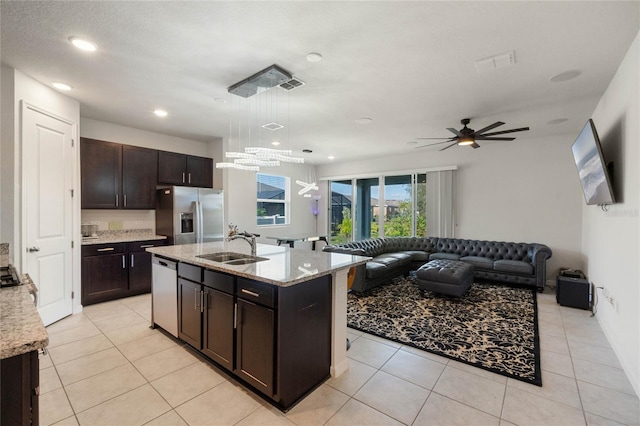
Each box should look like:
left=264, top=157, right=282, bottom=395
left=178, top=278, right=202, bottom=349
left=186, top=156, right=213, bottom=188
left=81, top=253, right=128, bottom=305
left=122, top=145, right=158, bottom=209
left=129, top=251, right=152, bottom=295
left=202, top=287, right=234, bottom=371
left=236, top=299, right=274, bottom=396
left=81, top=138, right=121, bottom=208
left=158, top=151, right=187, bottom=185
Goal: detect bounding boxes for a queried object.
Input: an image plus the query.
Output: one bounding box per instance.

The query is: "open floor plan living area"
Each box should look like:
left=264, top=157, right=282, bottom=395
left=1, top=1, right=639, bottom=425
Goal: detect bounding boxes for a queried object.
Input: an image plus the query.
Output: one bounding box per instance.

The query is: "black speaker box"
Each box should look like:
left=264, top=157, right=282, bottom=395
left=556, top=276, right=591, bottom=310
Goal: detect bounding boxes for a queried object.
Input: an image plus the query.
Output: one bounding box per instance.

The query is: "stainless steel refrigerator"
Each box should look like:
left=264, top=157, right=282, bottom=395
left=156, top=187, right=224, bottom=245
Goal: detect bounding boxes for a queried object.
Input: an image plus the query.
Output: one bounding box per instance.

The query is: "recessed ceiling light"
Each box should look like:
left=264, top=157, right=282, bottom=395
left=306, top=52, right=323, bottom=62
left=355, top=118, right=372, bottom=124
left=154, top=109, right=168, bottom=117
left=328, top=155, right=335, bottom=160
left=271, top=141, right=280, bottom=146
left=68, top=36, right=97, bottom=52
left=549, top=70, right=581, bottom=83
left=547, top=118, right=568, bottom=125
left=52, top=82, right=72, bottom=91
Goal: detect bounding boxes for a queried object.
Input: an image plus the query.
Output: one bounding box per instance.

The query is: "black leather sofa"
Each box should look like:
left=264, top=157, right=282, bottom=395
left=323, top=237, right=552, bottom=293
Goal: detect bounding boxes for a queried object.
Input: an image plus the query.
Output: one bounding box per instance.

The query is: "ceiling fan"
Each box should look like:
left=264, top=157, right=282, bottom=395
left=415, top=118, right=530, bottom=151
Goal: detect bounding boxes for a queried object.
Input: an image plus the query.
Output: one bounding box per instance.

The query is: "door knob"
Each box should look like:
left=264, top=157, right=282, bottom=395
left=27, top=247, right=40, bottom=253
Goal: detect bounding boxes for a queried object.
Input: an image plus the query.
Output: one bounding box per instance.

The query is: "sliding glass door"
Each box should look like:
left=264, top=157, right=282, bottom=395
left=329, top=172, right=432, bottom=242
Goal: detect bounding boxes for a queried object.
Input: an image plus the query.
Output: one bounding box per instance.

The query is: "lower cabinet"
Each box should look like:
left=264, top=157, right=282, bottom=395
left=176, top=262, right=331, bottom=410
left=0, top=350, right=39, bottom=426
left=82, top=239, right=165, bottom=306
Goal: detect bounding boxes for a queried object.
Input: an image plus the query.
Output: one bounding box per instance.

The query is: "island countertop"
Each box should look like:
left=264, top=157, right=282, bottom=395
left=147, top=241, right=370, bottom=287
left=1, top=274, right=48, bottom=359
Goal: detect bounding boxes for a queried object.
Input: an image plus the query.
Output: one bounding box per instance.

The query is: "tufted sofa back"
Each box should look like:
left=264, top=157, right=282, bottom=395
left=436, top=238, right=531, bottom=262
left=383, top=237, right=439, bottom=253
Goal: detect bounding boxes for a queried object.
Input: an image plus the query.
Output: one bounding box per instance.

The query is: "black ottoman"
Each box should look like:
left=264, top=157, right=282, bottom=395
left=416, top=259, right=474, bottom=297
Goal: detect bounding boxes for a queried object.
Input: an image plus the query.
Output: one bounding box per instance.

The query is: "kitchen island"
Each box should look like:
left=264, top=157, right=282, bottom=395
left=146, top=241, right=369, bottom=410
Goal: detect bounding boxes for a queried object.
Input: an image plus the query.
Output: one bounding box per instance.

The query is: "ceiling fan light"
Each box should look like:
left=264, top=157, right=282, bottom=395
left=458, top=137, right=474, bottom=146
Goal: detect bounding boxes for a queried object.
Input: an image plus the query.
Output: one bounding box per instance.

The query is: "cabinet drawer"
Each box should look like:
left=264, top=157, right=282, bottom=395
left=82, top=243, right=126, bottom=257
left=237, top=278, right=275, bottom=308
left=204, top=270, right=234, bottom=294
left=178, top=262, right=203, bottom=283
left=129, top=240, right=165, bottom=252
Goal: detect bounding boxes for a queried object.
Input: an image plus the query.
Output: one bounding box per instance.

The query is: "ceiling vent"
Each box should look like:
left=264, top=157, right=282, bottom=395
left=475, top=51, right=516, bottom=73
left=280, top=77, right=306, bottom=91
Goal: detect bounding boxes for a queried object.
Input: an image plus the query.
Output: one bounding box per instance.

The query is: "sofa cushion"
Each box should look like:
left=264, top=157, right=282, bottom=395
left=399, top=250, right=431, bottom=262
left=460, top=256, right=494, bottom=271
left=429, top=252, right=461, bottom=261
left=366, top=262, right=390, bottom=279
left=494, top=259, right=534, bottom=275
left=384, top=252, right=413, bottom=263
left=370, top=255, right=407, bottom=267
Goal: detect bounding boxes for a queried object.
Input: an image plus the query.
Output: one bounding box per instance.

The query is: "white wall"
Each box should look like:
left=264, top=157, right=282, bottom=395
left=0, top=66, right=82, bottom=311
left=583, top=32, right=639, bottom=396
left=224, top=161, right=321, bottom=248
left=317, top=132, right=584, bottom=281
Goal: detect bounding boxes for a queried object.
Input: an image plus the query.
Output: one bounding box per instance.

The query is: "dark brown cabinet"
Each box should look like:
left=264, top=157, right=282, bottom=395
left=81, top=243, right=128, bottom=306
left=1, top=350, right=39, bottom=426
left=80, top=138, right=158, bottom=209
left=174, top=261, right=332, bottom=410
left=80, top=138, right=121, bottom=209
left=158, top=151, right=213, bottom=188
left=82, top=240, right=165, bottom=306
left=122, top=145, right=158, bottom=209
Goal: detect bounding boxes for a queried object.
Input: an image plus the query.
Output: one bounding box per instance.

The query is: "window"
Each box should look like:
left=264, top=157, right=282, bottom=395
left=329, top=170, right=453, bottom=241
left=257, top=173, right=289, bottom=226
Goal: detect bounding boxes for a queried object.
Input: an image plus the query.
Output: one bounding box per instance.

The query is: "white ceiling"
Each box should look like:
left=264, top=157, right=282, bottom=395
left=1, top=1, right=638, bottom=165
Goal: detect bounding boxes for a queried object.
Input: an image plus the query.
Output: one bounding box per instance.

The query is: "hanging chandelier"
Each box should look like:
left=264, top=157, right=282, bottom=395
left=216, top=65, right=305, bottom=172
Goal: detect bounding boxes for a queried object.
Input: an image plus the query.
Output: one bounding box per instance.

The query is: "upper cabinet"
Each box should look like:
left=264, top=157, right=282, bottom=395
left=158, top=151, right=213, bottom=188
left=122, top=145, right=158, bottom=209
left=81, top=138, right=158, bottom=209
left=81, top=138, right=122, bottom=209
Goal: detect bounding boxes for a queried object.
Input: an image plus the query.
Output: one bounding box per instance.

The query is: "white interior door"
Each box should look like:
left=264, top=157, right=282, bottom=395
left=23, top=104, right=74, bottom=326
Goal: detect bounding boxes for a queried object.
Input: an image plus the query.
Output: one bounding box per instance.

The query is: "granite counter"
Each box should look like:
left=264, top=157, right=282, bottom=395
left=0, top=274, right=48, bottom=359
left=146, top=241, right=370, bottom=287
left=81, top=229, right=167, bottom=245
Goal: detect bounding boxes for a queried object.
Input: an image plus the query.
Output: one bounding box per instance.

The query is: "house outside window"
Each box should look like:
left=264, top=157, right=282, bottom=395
left=257, top=173, right=289, bottom=226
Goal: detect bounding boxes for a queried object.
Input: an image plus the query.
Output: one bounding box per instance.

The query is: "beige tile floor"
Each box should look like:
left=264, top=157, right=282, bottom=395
left=39, top=290, right=640, bottom=426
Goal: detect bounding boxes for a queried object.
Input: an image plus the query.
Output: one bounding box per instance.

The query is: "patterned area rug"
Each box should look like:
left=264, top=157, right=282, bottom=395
left=347, top=276, right=541, bottom=386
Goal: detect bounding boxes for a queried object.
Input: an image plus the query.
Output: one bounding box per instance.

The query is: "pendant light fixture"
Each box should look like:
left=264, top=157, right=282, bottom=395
left=216, top=64, right=305, bottom=172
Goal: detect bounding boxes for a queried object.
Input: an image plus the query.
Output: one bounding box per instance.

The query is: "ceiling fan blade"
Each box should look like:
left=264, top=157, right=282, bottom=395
left=415, top=139, right=456, bottom=148
left=439, top=142, right=459, bottom=151
left=471, top=142, right=481, bottom=149
left=480, top=127, right=530, bottom=136
left=475, top=136, right=516, bottom=141
left=447, top=127, right=463, bottom=137
left=414, top=137, right=455, bottom=140
left=473, top=121, right=505, bottom=135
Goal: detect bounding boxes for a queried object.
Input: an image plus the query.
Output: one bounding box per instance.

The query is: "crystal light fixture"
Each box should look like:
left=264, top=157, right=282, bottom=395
left=217, top=65, right=305, bottom=172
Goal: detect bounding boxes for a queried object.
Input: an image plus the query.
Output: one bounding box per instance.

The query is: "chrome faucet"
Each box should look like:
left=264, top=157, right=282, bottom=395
left=226, top=225, right=258, bottom=256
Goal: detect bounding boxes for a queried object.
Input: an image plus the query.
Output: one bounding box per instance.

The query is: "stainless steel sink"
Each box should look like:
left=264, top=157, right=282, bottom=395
left=196, top=252, right=268, bottom=265
left=224, top=257, right=268, bottom=265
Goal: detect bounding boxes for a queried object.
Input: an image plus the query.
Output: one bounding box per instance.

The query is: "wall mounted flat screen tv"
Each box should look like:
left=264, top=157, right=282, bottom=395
left=571, top=119, right=615, bottom=205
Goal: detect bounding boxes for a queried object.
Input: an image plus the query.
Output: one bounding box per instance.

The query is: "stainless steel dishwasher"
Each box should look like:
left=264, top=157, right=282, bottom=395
left=151, top=255, right=178, bottom=337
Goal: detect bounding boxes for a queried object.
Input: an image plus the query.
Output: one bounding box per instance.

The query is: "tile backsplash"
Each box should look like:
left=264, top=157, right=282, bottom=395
left=81, top=209, right=155, bottom=232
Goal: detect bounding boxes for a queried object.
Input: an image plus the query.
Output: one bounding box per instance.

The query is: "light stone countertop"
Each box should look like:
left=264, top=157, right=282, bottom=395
left=81, top=229, right=167, bottom=245
left=147, top=241, right=370, bottom=287
left=0, top=274, right=48, bottom=359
